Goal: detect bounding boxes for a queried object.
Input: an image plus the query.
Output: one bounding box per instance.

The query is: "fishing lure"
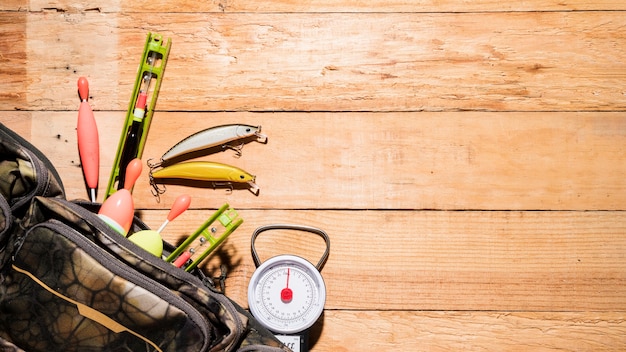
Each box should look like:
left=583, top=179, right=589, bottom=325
left=149, top=124, right=267, bottom=169
left=149, top=161, right=259, bottom=196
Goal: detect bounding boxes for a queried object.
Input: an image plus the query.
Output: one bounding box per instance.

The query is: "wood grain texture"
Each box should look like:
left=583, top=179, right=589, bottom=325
left=0, top=13, right=27, bottom=109
left=309, top=311, right=626, bottom=351
left=133, top=209, right=626, bottom=312
left=5, top=111, right=625, bottom=211
left=24, top=1, right=626, bottom=13
left=1, top=2, right=625, bottom=351
left=0, top=1, right=27, bottom=11
left=3, top=12, right=624, bottom=112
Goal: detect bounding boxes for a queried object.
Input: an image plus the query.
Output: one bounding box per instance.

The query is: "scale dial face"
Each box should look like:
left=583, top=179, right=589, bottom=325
left=248, top=255, right=326, bottom=334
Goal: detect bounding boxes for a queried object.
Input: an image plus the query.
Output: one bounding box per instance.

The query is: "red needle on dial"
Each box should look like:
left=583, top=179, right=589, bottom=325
left=281, top=268, right=293, bottom=303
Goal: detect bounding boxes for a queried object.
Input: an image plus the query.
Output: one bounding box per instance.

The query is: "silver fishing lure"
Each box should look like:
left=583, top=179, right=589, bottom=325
left=149, top=124, right=266, bottom=168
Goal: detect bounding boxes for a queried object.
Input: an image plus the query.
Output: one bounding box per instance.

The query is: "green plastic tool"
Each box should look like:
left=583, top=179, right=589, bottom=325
left=105, top=32, right=171, bottom=199
left=166, top=204, right=243, bottom=272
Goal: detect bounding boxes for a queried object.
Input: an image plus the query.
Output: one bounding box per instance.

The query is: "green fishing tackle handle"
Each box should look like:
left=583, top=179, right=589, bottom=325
left=165, top=204, right=230, bottom=262
left=251, top=224, right=330, bottom=272
left=186, top=211, right=243, bottom=272
left=105, top=32, right=171, bottom=200
left=165, top=204, right=243, bottom=272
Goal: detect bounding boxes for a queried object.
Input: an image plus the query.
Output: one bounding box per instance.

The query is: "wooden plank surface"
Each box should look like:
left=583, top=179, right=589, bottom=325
left=5, top=105, right=624, bottom=313
left=0, top=1, right=27, bottom=11
left=24, top=1, right=626, bottom=13
left=0, top=13, right=27, bottom=109
left=1, top=2, right=626, bottom=351
left=4, top=111, right=625, bottom=211
left=2, top=12, right=624, bottom=112
left=133, top=209, right=626, bottom=312
left=311, top=311, right=626, bottom=351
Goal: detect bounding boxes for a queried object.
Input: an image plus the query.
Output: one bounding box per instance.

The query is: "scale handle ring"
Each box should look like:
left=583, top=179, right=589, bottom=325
left=251, top=224, right=330, bottom=271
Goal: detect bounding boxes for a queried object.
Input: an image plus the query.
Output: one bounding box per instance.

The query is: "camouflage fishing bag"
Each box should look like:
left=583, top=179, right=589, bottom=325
left=0, top=123, right=290, bottom=352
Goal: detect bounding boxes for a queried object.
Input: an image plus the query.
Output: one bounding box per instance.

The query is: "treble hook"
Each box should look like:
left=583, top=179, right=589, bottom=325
left=223, top=143, right=245, bottom=158
left=149, top=173, right=166, bottom=203
left=146, top=158, right=163, bottom=171
left=212, top=181, right=235, bottom=194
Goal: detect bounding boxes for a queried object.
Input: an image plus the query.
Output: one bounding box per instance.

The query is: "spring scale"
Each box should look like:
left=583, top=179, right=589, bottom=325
left=248, top=225, right=330, bottom=352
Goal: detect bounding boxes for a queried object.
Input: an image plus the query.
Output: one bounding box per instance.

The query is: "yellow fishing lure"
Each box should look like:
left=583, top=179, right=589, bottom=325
left=150, top=161, right=258, bottom=196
